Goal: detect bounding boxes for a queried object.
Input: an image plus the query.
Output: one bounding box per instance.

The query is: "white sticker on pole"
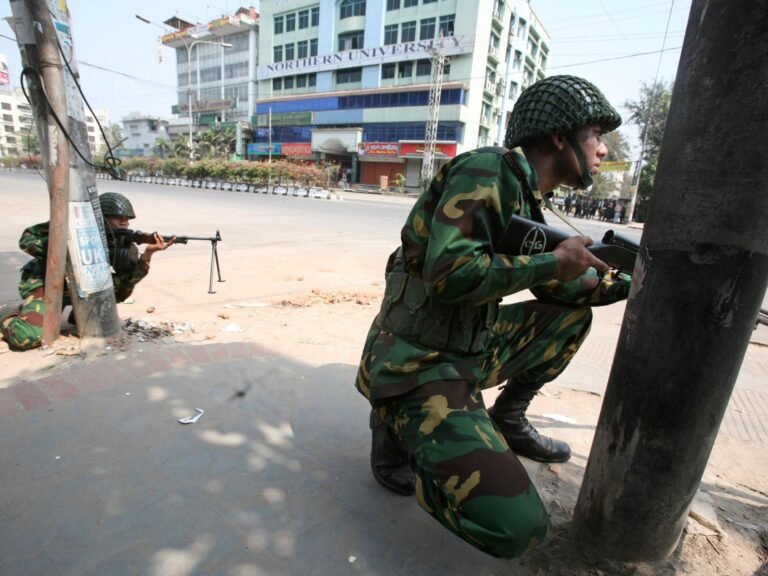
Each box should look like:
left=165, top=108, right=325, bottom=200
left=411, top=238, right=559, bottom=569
left=68, top=202, right=113, bottom=296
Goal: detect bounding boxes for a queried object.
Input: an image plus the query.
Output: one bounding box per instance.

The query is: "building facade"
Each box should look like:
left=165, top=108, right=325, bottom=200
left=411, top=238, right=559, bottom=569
left=0, top=86, right=35, bottom=159
left=120, top=113, right=170, bottom=158
left=255, top=0, right=549, bottom=187
left=160, top=8, right=259, bottom=135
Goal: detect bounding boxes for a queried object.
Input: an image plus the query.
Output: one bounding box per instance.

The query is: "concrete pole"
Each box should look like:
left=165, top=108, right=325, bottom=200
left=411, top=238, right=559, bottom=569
left=572, top=0, right=768, bottom=561
left=24, top=0, right=70, bottom=346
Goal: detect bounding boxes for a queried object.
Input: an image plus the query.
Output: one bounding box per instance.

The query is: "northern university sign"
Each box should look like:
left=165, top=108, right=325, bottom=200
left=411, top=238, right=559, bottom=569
left=256, top=35, right=475, bottom=80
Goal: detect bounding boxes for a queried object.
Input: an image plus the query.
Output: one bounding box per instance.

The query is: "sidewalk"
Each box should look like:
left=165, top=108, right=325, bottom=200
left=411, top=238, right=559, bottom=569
left=1, top=296, right=766, bottom=575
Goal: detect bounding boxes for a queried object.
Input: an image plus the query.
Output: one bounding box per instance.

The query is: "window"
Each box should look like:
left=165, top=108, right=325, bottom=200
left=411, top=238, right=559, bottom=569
left=284, top=76, right=294, bottom=89
left=311, top=7, right=319, bottom=26
left=274, top=15, right=283, bottom=34
left=420, top=18, right=435, bottom=40
left=513, top=50, right=522, bottom=70
left=285, top=43, right=295, bottom=61
left=5, top=125, right=14, bottom=132
left=340, top=0, right=366, bottom=19
left=401, top=21, right=416, bottom=42
left=2, top=114, right=12, bottom=122
left=1, top=103, right=10, bottom=110
left=387, top=0, right=400, bottom=9
left=439, top=14, right=455, bottom=37
left=298, top=10, right=309, bottom=29
left=273, top=45, right=283, bottom=63
left=337, top=67, right=362, bottom=83
left=382, top=63, right=396, bottom=79
left=508, top=81, right=518, bottom=100
left=518, top=19, right=527, bottom=38
left=273, top=78, right=283, bottom=90
left=384, top=24, right=398, bottom=45
left=423, top=0, right=437, bottom=3
left=296, top=75, right=307, bottom=88
left=404, top=0, right=418, bottom=7
left=297, top=40, right=308, bottom=59
left=416, top=59, right=431, bottom=76
left=339, top=31, right=365, bottom=51
left=200, top=67, right=221, bottom=82
left=310, top=39, right=318, bottom=56
left=398, top=61, right=413, bottom=78
left=308, top=73, right=317, bottom=86
left=6, top=136, right=16, bottom=143
left=285, top=13, right=296, bottom=32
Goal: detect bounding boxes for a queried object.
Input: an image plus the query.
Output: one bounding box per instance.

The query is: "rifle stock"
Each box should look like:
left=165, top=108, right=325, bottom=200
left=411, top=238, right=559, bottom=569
left=497, top=214, right=639, bottom=274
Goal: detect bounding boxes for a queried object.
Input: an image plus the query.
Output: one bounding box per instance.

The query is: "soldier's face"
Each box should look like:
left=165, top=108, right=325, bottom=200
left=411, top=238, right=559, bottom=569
left=565, top=123, right=608, bottom=187
left=106, top=215, right=130, bottom=229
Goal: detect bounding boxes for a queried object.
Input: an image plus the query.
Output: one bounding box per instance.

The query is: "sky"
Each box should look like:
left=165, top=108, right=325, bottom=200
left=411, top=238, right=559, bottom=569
left=0, top=0, right=693, bottom=151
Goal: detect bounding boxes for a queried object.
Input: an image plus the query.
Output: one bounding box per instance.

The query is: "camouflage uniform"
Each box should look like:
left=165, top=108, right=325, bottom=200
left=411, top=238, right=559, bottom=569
left=355, top=147, right=631, bottom=558
left=0, top=222, right=149, bottom=350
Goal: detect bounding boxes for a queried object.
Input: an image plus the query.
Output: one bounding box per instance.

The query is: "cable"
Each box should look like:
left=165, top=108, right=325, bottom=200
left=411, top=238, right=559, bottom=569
left=547, top=46, right=681, bottom=71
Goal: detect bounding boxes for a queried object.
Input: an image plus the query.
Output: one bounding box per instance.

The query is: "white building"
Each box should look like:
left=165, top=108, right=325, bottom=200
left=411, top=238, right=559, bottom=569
left=1, top=85, right=111, bottom=160
left=120, top=113, right=170, bottom=158
left=160, top=8, right=260, bottom=132
left=254, top=0, right=549, bottom=186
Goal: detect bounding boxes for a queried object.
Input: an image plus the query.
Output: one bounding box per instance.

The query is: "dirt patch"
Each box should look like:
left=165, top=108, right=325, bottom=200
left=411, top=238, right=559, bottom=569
left=277, top=289, right=380, bottom=307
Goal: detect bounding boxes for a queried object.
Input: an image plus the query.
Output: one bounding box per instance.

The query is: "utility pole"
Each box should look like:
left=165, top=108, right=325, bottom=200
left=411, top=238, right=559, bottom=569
left=572, top=0, right=768, bottom=561
left=420, top=37, right=446, bottom=193
left=9, top=0, right=120, bottom=346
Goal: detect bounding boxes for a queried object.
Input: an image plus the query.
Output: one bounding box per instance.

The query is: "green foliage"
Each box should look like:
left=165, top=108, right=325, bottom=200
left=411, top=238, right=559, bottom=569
left=602, top=130, right=630, bottom=162
left=624, top=81, right=673, bottom=163
left=637, top=160, right=657, bottom=200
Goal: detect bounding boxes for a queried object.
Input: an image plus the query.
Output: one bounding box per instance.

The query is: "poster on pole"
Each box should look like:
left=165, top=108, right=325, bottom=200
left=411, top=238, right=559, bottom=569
left=68, top=202, right=113, bottom=297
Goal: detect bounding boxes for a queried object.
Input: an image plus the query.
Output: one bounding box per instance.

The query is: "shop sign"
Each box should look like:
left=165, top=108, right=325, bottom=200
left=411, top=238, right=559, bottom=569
left=358, top=142, right=399, bottom=157
left=399, top=142, right=458, bottom=158
left=248, top=143, right=282, bottom=155
left=254, top=111, right=313, bottom=126
left=281, top=142, right=313, bottom=156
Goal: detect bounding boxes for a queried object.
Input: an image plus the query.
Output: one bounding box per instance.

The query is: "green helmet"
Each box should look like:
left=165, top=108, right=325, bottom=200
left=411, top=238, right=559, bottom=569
left=504, top=75, right=621, bottom=189
left=99, top=192, right=136, bottom=219
left=504, top=75, right=622, bottom=149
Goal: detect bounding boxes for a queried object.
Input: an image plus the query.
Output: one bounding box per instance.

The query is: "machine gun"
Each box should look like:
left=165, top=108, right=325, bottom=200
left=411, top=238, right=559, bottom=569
left=109, top=228, right=225, bottom=294
left=497, top=214, right=639, bottom=275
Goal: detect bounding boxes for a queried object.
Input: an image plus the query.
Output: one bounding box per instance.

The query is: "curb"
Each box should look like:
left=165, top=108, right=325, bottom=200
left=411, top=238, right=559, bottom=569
left=95, top=173, right=344, bottom=200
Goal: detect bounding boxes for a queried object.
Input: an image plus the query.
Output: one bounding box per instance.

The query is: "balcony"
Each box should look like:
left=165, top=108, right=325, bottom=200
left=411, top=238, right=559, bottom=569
left=491, top=8, right=504, bottom=31
left=487, top=45, right=500, bottom=64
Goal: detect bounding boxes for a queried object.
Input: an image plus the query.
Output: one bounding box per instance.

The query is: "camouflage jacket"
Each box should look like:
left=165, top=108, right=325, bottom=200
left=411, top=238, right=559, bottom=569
left=19, top=222, right=149, bottom=303
left=356, top=147, right=631, bottom=401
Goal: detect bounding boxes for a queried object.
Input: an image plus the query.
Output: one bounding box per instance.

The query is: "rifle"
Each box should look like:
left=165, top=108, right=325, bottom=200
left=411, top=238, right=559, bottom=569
left=497, top=214, right=639, bottom=275
left=108, top=228, right=225, bottom=294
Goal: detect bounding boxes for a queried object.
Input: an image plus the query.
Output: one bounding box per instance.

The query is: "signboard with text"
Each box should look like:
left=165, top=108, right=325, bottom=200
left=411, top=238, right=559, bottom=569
left=358, top=142, right=399, bottom=157
left=281, top=142, right=313, bottom=156
left=399, top=142, right=458, bottom=158
left=257, top=35, right=475, bottom=80
left=247, top=143, right=281, bottom=155
left=254, top=111, right=313, bottom=126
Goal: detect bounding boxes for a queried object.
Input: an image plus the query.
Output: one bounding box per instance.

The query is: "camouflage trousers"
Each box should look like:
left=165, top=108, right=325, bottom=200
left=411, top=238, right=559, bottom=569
left=0, top=275, right=46, bottom=351
left=373, top=301, right=592, bottom=558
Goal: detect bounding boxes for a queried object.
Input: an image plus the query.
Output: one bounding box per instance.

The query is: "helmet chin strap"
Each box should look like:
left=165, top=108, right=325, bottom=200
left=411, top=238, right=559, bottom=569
left=566, top=133, right=593, bottom=190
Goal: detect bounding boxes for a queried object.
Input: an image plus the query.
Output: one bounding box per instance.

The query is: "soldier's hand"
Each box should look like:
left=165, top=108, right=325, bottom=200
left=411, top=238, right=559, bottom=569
left=553, top=236, right=609, bottom=282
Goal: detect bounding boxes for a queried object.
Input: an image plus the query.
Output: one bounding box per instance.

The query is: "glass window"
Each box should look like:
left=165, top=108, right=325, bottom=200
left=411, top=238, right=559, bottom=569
left=340, top=0, right=366, bottom=19
left=311, top=7, right=320, bottom=26
left=404, top=0, right=418, bottom=7
left=2, top=114, right=12, bottom=121
left=382, top=63, right=396, bottom=79
left=274, top=15, right=283, bottom=34
left=296, top=75, right=307, bottom=88
left=384, top=24, right=398, bottom=45
left=401, top=21, right=416, bottom=42
left=284, top=76, right=294, bottom=89
left=298, top=10, right=309, bottom=29
left=298, top=40, right=308, bottom=59
left=274, top=45, right=283, bottom=62
left=308, top=73, right=317, bottom=86
left=273, top=78, right=282, bottom=90
left=1, top=103, right=11, bottom=110
left=337, top=67, right=362, bottom=83
left=310, top=39, right=318, bottom=56
left=387, top=0, right=400, bottom=9
left=416, top=59, right=431, bottom=76
left=439, top=14, right=455, bottom=37
left=286, top=13, right=296, bottom=32
left=423, top=0, right=437, bottom=3
left=420, top=18, right=435, bottom=40
left=398, top=61, right=413, bottom=78
left=285, top=43, right=295, bottom=61
left=339, top=31, right=365, bottom=51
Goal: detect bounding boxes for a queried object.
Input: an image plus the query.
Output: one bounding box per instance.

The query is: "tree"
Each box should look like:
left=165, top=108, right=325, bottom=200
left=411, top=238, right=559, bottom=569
left=106, top=123, right=124, bottom=149
left=624, top=80, right=673, bottom=163
left=154, top=138, right=170, bottom=159
left=603, top=130, right=630, bottom=162
left=170, top=138, right=189, bottom=160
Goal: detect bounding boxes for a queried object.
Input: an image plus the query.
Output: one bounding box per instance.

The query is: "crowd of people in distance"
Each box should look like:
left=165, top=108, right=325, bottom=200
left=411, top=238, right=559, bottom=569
left=554, top=194, right=629, bottom=223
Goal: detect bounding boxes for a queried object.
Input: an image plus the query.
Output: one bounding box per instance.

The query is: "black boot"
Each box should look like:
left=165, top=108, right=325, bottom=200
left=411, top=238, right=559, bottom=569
left=488, top=384, right=571, bottom=463
left=370, top=409, right=415, bottom=496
